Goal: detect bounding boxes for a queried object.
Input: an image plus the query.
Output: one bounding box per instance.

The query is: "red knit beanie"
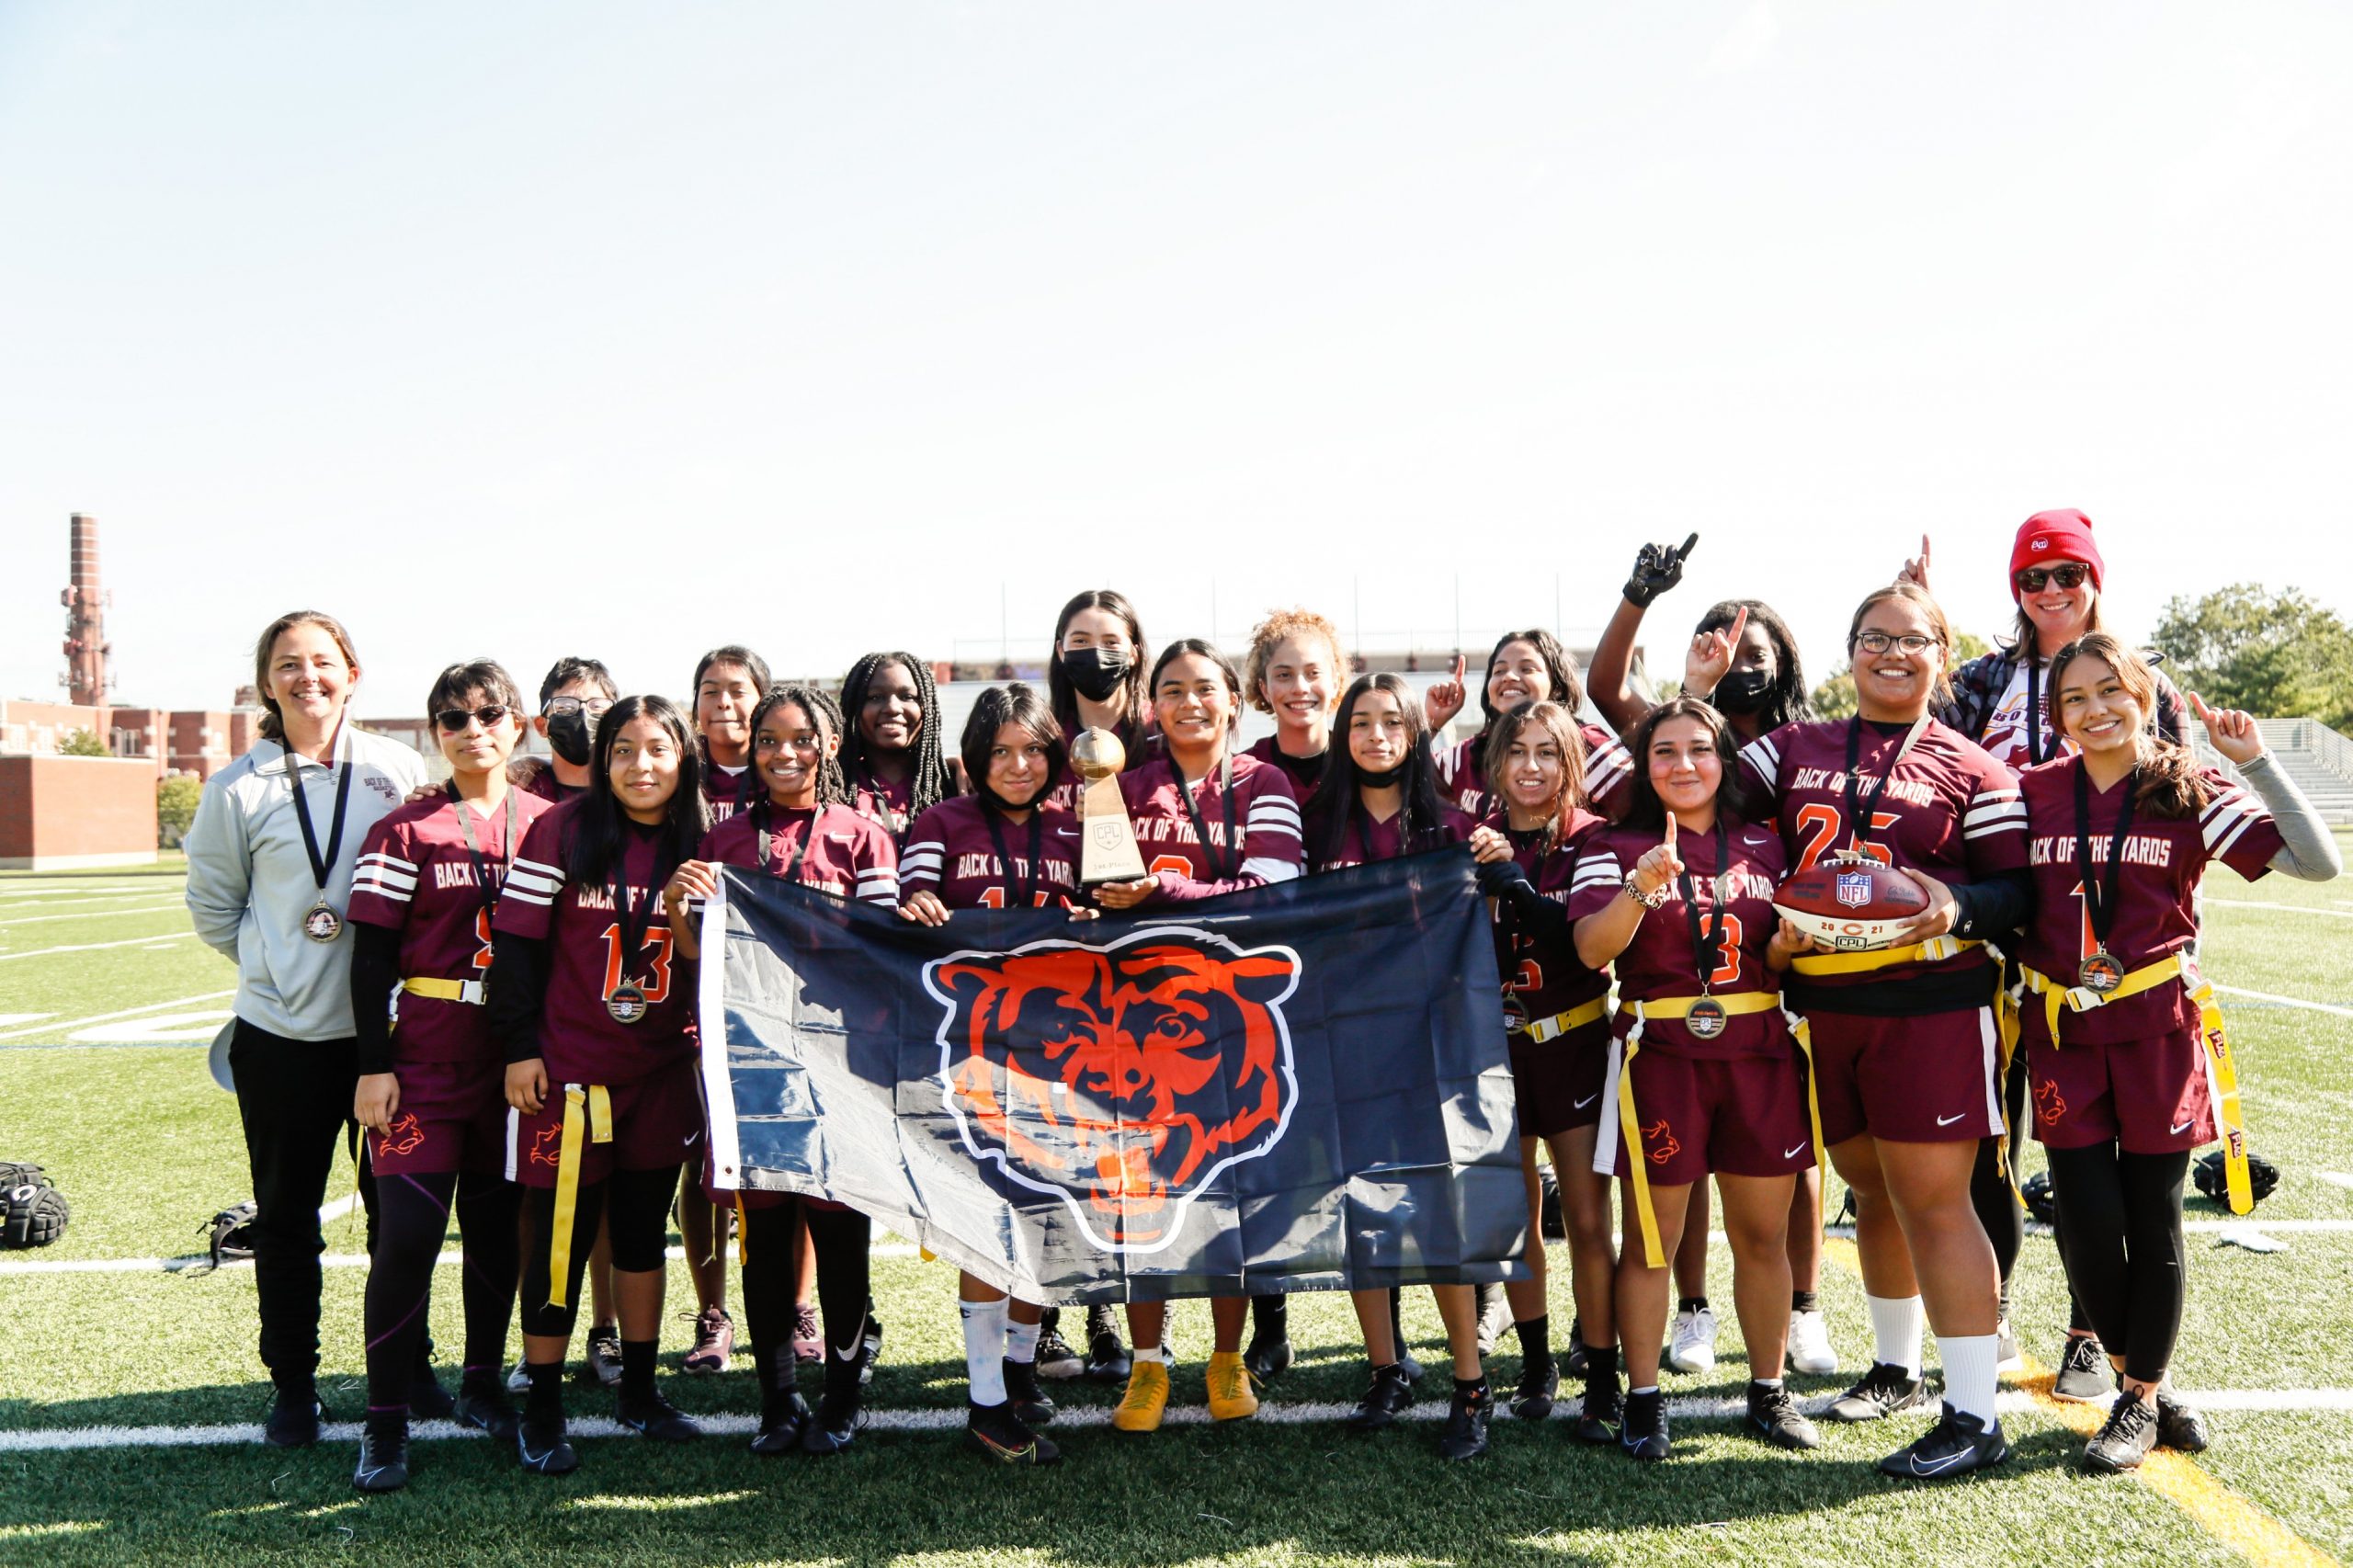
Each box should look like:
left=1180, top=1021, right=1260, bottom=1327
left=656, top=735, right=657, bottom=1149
left=2009, top=509, right=2103, bottom=600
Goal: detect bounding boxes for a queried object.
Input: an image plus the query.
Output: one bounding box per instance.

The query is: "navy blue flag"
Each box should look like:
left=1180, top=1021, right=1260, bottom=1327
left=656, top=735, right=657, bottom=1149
left=696, top=846, right=1529, bottom=1303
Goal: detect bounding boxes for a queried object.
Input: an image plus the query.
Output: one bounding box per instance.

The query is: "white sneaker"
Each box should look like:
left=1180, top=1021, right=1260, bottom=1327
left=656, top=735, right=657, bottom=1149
left=1787, top=1309, right=1838, bottom=1376
left=1666, top=1306, right=1718, bottom=1374
left=506, top=1360, right=530, bottom=1394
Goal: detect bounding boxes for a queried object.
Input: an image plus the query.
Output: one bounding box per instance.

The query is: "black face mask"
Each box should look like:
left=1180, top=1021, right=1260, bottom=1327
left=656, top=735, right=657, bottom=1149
left=546, top=710, right=594, bottom=766
left=1711, top=669, right=1775, bottom=716
left=1356, top=763, right=1405, bottom=789
left=1061, top=647, right=1130, bottom=703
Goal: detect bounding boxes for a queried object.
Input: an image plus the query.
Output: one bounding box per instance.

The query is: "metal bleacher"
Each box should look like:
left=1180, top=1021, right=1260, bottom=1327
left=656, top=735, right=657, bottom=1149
left=2191, top=718, right=2353, bottom=825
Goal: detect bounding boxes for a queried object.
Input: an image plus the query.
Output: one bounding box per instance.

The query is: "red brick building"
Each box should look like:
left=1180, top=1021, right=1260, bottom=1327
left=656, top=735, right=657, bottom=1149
left=0, top=755, right=162, bottom=869
left=0, top=698, right=262, bottom=781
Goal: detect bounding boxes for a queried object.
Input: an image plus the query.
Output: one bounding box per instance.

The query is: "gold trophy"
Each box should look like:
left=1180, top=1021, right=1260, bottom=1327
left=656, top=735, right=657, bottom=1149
left=1072, top=727, right=1149, bottom=885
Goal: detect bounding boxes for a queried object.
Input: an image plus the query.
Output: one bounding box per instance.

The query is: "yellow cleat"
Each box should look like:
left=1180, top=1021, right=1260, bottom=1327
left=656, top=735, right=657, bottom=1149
left=1112, top=1358, right=1171, bottom=1433
left=1206, top=1349, right=1259, bottom=1422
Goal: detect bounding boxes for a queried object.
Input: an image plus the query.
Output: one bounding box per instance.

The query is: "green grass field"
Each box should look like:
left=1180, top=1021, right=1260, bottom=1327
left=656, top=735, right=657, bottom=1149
left=3, top=847, right=2349, bottom=1566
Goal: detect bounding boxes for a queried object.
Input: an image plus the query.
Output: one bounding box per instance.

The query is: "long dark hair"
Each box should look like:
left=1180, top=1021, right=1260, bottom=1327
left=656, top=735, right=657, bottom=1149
left=1480, top=700, right=1588, bottom=849
left=960, top=683, right=1067, bottom=811
left=1616, top=697, right=1757, bottom=835
left=1147, top=639, right=1245, bottom=738
left=567, top=695, right=709, bottom=888
left=1476, top=628, right=1585, bottom=734
left=2048, top=633, right=2213, bottom=821
left=691, top=644, right=771, bottom=774
left=750, top=683, right=852, bottom=809
left=838, top=651, right=957, bottom=819
left=251, top=610, right=360, bottom=744
left=1306, top=674, right=1453, bottom=867
left=1695, top=599, right=1813, bottom=730
left=1048, top=589, right=1150, bottom=743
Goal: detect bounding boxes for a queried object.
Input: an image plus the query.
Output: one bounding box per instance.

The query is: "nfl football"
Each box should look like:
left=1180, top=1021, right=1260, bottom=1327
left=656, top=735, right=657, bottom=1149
left=1772, top=858, right=1931, bottom=952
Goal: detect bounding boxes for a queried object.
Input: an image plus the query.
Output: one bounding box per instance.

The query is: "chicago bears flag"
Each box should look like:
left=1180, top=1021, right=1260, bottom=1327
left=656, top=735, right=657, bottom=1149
left=698, top=848, right=1529, bottom=1303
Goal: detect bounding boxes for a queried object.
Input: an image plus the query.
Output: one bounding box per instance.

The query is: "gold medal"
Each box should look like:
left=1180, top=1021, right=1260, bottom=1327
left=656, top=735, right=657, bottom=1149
left=302, top=900, right=344, bottom=944
left=2078, top=950, right=2124, bottom=994
left=1686, top=995, right=1728, bottom=1040
left=607, top=983, right=648, bottom=1025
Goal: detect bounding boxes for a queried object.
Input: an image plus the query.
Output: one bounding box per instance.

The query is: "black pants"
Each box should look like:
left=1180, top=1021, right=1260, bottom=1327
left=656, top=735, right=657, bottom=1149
left=228, top=1017, right=377, bottom=1383
left=2046, top=1144, right=2191, bottom=1384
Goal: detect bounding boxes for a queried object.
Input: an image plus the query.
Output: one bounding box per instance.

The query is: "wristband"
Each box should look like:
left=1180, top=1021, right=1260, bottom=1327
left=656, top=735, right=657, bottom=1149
left=1621, top=871, right=1670, bottom=910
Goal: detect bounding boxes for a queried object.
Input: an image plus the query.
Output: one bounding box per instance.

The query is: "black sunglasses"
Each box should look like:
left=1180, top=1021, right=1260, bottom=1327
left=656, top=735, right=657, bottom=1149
left=2016, top=563, right=2091, bottom=593
left=435, top=704, right=513, bottom=733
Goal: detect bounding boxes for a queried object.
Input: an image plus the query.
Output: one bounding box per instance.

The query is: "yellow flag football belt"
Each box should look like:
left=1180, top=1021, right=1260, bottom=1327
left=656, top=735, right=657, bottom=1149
left=1789, top=934, right=1979, bottom=976
left=1513, top=995, right=1608, bottom=1044
left=400, top=976, right=485, bottom=1005
left=1612, top=994, right=1825, bottom=1269
left=548, top=1084, right=614, bottom=1308
left=2016, top=955, right=2255, bottom=1216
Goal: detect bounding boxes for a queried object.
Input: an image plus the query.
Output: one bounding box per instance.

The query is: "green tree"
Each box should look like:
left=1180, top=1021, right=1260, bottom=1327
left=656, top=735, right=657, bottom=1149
left=1810, top=666, right=1857, bottom=719
left=2152, top=584, right=2353, bottom=728
left=60, top=728, right=108, bottom=756
left=157, top=775, right=203, bottom=847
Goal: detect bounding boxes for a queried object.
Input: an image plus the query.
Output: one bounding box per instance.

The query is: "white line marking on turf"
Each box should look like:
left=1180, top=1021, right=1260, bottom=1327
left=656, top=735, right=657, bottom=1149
left=2206, top=898, right=2353, bottom=920
left=2319, top=1173, right=2353, bottom=1192
left=1838, top=1220, right=2353, bottom=1240
left=0, top=903, right=186, bottom=927
left=0, top=992, right=235, bottom=1042
left=0, top=1240, right=923, bottom=1277
left=2210, top=983, right=2353, bottom=1019
left=0, top=1014, right=54, bottom=1028
left=0, top=932, right=198, bottom=962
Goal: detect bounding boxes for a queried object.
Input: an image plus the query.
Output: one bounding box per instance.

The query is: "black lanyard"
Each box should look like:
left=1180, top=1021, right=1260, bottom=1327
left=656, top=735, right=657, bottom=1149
left=444, top=782, right=519, bottom=918
left=755, top=801, right=818, bottom=885
left=2023, top=660, right=2061, bottom=767
left=1676, top=818, right=1731, bottom=994
left=983, top=802, right=1045, bottom=909
left=283, top=734, right=354, bottom=896
left=612, top=829, right=674, bottom=987
left=1174, top=751, right=1239, bottom=881
left=1842, top=715, right=1930, bottom=854
left=2074, top=762, right=2138, bottom=958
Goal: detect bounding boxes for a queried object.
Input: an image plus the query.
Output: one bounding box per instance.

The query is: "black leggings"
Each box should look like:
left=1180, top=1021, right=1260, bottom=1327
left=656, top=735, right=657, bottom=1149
left=1971, top=1049, right=2094, bottom=1334
left=518, top=1165, right=679, bottom=1339
left=363, top=1169, right=519, bottom=1410
left=2044, top=1143, right=2191, bottom=1385
left=741, top=1200, right=870, bottom=1407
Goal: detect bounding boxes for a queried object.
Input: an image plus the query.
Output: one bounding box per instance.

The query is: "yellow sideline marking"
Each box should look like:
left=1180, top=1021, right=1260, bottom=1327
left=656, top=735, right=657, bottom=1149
left=1821, top=1237, right=2339, bottom=1567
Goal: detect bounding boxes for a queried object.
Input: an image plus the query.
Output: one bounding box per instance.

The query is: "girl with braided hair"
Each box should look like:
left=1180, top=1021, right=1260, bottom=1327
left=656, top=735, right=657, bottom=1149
left=666, top=682, right=898, bottom=1456
left=839, top=651, right=964, bottom=843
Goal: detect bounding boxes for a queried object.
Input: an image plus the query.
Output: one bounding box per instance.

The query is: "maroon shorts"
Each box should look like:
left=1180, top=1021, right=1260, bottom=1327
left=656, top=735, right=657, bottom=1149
left=1805, top=1006, right=2002, bottom=1146
left=1595, top=1042, right=1814, bottom=1187
left=372, top=1056, right=508, bottom=1176
left=507, top=1056, right=703, bottom=1190
left=2028, top=1026, right=2216, bottom=1154
left=1508, top=1017, right=1610, bottom=1138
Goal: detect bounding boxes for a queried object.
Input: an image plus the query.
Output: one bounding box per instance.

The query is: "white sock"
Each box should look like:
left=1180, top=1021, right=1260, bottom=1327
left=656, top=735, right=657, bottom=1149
left=1867, top=1294, right=1926, bottom=1379
left=960, top=1299, right=1008, bottom=1405
left=1937, top=1334, right=2000, bottom=1426
left=1006, top=1317, right=1041, bottom=1367
left=1133, top=1341, right=1172, bottom=1364
left=1754, top=1377, right=1784, bottom=1392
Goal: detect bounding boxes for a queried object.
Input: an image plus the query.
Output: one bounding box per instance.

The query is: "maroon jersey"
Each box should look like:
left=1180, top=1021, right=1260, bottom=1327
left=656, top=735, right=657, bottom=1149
left=519, top=766, right=585, bottom=803
left=495, top=801, right=694, bottom=1085
left=1437, top=724, right=1630, bottom=819
left=1739, top=717, right=2027, bottom=996
left=1565, top=818, right=1792, bottom=1059
left=1120, top=749, right=1304, bottom=900
left=702, top=761, right=756, bottom=823
left=899, top=795, right=1082, bottom=910
left=350, top=789, right=555, bottom=1065
left=850, top=769, right=917, bottom=844
left=2019, top=757, right=2283, bottom=1044
left=1243, top=734, right=1331, bottom=809
left=1491, top=809, right=1611, bottom=1030
left=1308, top=802, right=1475, bottom=872
left=698, top=801, right=900, bottom=904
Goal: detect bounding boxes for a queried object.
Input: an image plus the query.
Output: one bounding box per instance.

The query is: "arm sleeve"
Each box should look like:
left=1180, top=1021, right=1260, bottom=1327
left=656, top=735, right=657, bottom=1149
left=1154, top=773, right=1304, bottom=901
left=2234, top=753, right=2343, bottom=881
left=182, top=775, right=251, bottom=961
left=350, top=922, right=403, bottom=1075
left=1948, top=866, right=2033, bottom=942
left=488, top=929, right=551, bottom=1066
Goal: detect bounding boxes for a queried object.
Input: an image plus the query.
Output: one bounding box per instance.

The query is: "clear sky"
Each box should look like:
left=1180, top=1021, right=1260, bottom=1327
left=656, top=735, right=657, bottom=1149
left=3, top=2, right=2347, bottom=719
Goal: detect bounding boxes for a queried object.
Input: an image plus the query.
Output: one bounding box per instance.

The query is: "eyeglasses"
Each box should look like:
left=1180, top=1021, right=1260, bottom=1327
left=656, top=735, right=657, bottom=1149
left=436, top=704, right=513, bottom=733
left=2016, top=562, right=2091, bottom=593
left=542, top=697, right=613, bottom=719
left=1854, top=631, right=1940, bottom=656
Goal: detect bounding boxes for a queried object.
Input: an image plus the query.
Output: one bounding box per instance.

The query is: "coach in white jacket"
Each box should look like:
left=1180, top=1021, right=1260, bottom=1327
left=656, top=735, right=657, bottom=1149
left=185, top=610, right=425, bottom=1446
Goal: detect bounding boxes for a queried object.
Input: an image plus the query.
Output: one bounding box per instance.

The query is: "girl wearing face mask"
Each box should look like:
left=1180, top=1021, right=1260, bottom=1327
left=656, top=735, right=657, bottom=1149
left=897, top=683, right=1084, bottom=1468
left=524, top=657, right=618, bottom=801
left=2019, top=636, right=2336, bottom=1471
left=1091, top=639, right=1304, bottom=1436
left=840, top=650, right=964, bottom=843
left=665, top=685, right=899, bottom=1459
left=1424, top=629, right=1632, bottom=819
left=1045, top=589, right=1156, bottom=814
left=491, top=695, right=710, bottom=1476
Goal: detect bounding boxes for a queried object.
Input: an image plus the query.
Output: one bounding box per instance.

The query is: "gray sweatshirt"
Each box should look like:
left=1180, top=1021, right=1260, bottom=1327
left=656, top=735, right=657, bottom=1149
left=184, top=725, right=428, bottom=1041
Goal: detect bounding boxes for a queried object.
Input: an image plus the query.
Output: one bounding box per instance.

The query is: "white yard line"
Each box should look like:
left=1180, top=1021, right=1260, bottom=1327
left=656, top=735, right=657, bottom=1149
left=2209, top=983, right=2353, bottom=1020
left=0, top=903, right=186, bottom=927
left=0, top=932, right=198, bottom=962
left=0, top=992, right=235, bottom=1042
left=2318, top=1173, right=2353, bottom=1193
left=2205, top=899, right=2353, bottom=921
left=0, top=1240, right=921, bottom=1277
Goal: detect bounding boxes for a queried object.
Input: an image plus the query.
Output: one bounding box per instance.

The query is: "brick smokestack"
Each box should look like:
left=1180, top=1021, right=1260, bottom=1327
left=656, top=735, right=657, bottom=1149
left=61, top=513, right=112, bottom=707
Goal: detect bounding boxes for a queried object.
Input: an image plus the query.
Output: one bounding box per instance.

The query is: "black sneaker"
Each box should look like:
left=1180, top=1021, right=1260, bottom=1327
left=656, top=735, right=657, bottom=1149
left=2082, top=1394, right=2158, bottom=1474
left=353, top=1415, right=409, bottom=1494
left=1084, top=1304, right=1131, bottom=1383
left=1575, top=1369, right=1622, bottom=1445
left=581, top=1324, right=625, bottom=1390
left=799, top=1394, right=859, bottom=1456
left=454, top=1369, right=520, bottom=1442
left=409, top=1355, right=456, bottom=1422
left=1034, top=1321, right=1084, bottom=1381
left=1879, top=1407, right=2010, bottom=1479
left=1620, top=1388, right=1668, bottom=1462
left=2050, top=1335, right=2109, bottom=1403
left=1563, top=1321, right=1589, bottom=1381
left=615, top=1388, right=703, bottom=1443
left=1347, top=1363, right=1415, bottom=1430
left=1438, top=1382, right=1491, bottom=1460
left=1511, top=1355, right=1559, bottom=1421
left=966, top=1402, right=1061, bottom=1466
left=516, top=1407, right=578, bottom=1475
left=1828, top=1361, right=1937, bottom=1423
left=750, top=1389, right=811, bottom=1456
left=2154, top=1386, right=2211, bottom=1453
left=1004, top=1358, right=1057, bottom=1426
left=1244, top=1302, right=1293, bottom=1383
left=264, top=1383, right=323, bottom=1449
left=858, top=1314, right=884, bottom=1387
left=1745, top=1381, right=1822, bottom=1450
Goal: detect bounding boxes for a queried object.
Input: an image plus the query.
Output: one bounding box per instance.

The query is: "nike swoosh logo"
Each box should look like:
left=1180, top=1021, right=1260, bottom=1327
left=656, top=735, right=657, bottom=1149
left=2171, top=1119, right=2194, bottom=1135
left=1909, top=1446, right=1973, bottom=1475
left=1784, top=1144, right=1808, bottom=1160
left=1573, top=1094, right=1598, bottom=1109
left=1937, top=1113, right=1965, bottom=1126
left=832, top=1337, right=864, bottom=1362
left=521, top=1445, right=554, bottom=1467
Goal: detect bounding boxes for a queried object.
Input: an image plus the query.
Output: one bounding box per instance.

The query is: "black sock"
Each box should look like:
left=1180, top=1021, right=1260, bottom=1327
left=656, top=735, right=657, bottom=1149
left=1585, top=1344, right=1620, bottom=1392
left=1086, top=1301, right=1115, bottom=1338
left=1389, top=1287, right=1408, bottom=1353
left=1791, top=1290, right=1819, bottom=1314
left=362, top=1170, right=455, bottom=1411
left=453, top=1173, right=520, bottom=1375
left=1455, top=1376, right=1488, bottom=1400
left=1624, top=1385, right=1664, bottom=1432
left=1252, top=1293, right=1288, bottom=1335
left=808, top=1205, right=872, bottom=1411
left=525, top=1360, right=563, bottom=1421
left=1676, top=1296, right=1708, bottom=1315
left=740, top=1202, right=798, bottom=1419
left=1515, top=1313, right=1550, bottom=1367
left=620, top=1338, right=657, bottom=1402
